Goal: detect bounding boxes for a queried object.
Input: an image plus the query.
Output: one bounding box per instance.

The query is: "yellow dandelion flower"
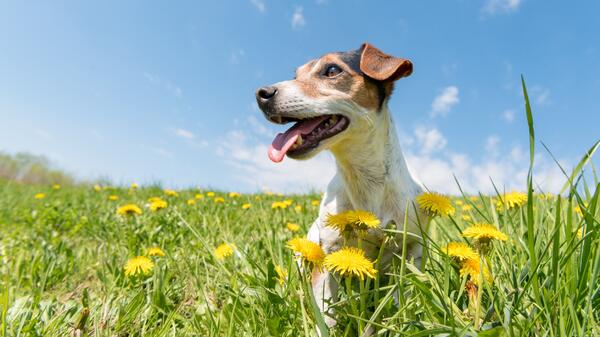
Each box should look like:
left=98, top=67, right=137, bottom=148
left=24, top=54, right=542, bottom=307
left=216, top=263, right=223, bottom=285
left=147, top=247, right=165, bottom=257
left=462, top=223, right=508, bottom=242
left=130, top=183, right=139, bottom=189
left=108, top=195, right=119, bottom=201
left=34, top=193, right=46, bottom=199
left=323, top=247, right=377, bottom=280
left=93, top=184, right=102, bottom=191
left=347, top=210, right=380, bottom=228
left=117, top=204, right=142, bottom=216
left=271, top=201, right=288, bottom=209
left=124, top=256, right=154, bottom=277
left=148, top=197, right=162, bottom=203
left=255, top=195, right=262, bottom=200
left=149, top=199, right=168, bottom=211
left=496, top=191, right=527, bottom=210
left=286, top=238, right=325, bottom=266
left=214, top=243, right=234, bottom=260
left=275, top=265, right=288, bottom=285
left=577, top=228, right=584, bottom=239
left=462, top=215, right=472, bottom=222
left=286, top=223, right=301, bottom=232
left=277, top=193, right=284, bottom=197
left=214, top=197, right=225, bottom=203
left=52, top=184, right=61, bottom=190
left=294, top=205, right=302, bottom=212
left=207, top=191, right=215, bottom=197
left=455, top=200, right=464, bottom=206
left=195, top=193, right=204, bottom=199
left=187, top=199, right=196, bottom=205
left=164, top=189, right=178, bottom=197
left=460, top=257, right=492, bottom=285
left=242, top=203, right=251, bottom=209
left=283, top=199, right=293, bottom=206
left=311, top=200, right=320, bottom=207
left=416, top=192, right=456, bottom=217
left=325, top=212, right=352, bottom=232
left=461, top=204, right=473, bottom=212
left=229, top=192, right=241, bottom=198
left=469, top=196, right=479, bottom=201
left=443, top=242, right=478, bottom=261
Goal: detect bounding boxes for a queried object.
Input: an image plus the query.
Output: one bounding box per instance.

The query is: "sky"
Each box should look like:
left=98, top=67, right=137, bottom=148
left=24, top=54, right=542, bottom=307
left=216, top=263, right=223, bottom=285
left=1, top=0, right=599, bottom=194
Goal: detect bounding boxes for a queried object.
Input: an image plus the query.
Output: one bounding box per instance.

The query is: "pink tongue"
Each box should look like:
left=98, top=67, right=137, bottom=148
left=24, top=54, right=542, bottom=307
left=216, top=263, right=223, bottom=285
left=268, top=116, right=329, bottom=163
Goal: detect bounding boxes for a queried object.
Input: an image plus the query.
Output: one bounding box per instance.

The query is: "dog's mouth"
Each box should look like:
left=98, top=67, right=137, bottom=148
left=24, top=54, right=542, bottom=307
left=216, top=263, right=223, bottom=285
left=268, top=114, right=350, bottom=162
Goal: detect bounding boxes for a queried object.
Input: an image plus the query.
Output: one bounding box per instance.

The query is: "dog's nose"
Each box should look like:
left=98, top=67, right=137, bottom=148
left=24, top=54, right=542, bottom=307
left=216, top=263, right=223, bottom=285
left=256, top=86, right=278, bottom=102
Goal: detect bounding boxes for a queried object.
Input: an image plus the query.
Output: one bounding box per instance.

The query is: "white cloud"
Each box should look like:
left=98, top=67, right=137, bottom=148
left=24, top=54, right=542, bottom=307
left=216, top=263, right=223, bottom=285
left=530, top=85, right=550, bottom=106
left=143, top=72, right=183, bottom=99
left=250, top=0, right=266, bottom=13
left=291, top=7, right=306, bottom=30
left=485, top=135, right=500, bottom=154
left=502, top=109, right=515, bottom=122
left=483, top=0, right=522, bottom=15
left=414, top=126, right=447, bottom=154
left=229, top=49, right=246, bottom=65
left=174, top=128, right=196, bottom=140
left=431, top=86, right=459, bottom=117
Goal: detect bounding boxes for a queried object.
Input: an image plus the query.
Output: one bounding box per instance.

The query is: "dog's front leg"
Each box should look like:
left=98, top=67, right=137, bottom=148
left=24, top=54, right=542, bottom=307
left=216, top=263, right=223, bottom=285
left=311, top=268, right=338, bottom=329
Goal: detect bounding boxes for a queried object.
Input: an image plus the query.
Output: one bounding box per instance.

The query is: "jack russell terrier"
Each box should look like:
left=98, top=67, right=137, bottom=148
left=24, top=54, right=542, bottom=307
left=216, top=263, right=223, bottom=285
left=256, top=43, right=427, bottom=329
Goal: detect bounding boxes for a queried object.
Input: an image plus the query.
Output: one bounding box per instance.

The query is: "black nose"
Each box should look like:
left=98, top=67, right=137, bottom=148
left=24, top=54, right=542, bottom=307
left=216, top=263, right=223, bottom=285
left=256, top=86, right=277, bottom=102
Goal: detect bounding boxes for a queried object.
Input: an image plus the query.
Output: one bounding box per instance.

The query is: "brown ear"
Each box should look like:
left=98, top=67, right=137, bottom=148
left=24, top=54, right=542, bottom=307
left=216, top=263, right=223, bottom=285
left=359, top=43, right=413, bottom=82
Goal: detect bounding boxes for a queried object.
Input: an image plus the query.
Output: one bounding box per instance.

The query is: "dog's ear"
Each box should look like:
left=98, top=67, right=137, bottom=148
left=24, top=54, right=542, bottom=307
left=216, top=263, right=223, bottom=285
left=359, top=43, right=413, bottom=82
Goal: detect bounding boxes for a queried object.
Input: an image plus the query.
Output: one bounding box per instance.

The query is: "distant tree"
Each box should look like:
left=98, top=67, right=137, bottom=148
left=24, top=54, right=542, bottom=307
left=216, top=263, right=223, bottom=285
left=0, top=151, right=74, bottom=185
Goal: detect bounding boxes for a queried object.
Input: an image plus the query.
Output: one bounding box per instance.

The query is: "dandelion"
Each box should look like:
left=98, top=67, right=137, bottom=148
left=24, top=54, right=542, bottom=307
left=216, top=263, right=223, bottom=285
left=311, top=200, right=320, bottom=207
left=271, top=201, right=288, bottom=209
left=455, top=200, right=464, bottom=206
left=325, top=210, right=380, bottom=236
left=130, top=183, right=139, bottom=189
left=207, top=191, right=215, bottom=197
left=323, top=247, right=377, bottom=280
left=164, top=189, right=178, bottom=197
left=124, top=256, right=154, bottom=277
left=149, top=199, right=168, bottom=211
left=214, top=197, right=225, bottom=203
left=34, top=193, right=46, bottom=199
left=496, top=191, right=527, bottom=210
left=459, top=257, right=492, bottom=285
left=286, top=238, right=325, bottom=267
left=93, top=184, right=102, bottom=191
left=214, top=243, right=234, bottom=260
left=117, top=204, right=142, bottom=216
left=443, top=242, right=478, bottom=261
left=195, top=193, right=204, bottom=200
left=294, top=205, right=302, bottom=212
left=463, top=223, right=507, bottom=253
left=275, top=265, right=288, bottom=285
left=461, top=204, right=473, bottom=212
left=286, top=223, right=300, bottom=232
left=108, top=195, right=119, bottom=201
left=283, top=199, right=293, bottom=206
left=187, top=199, right=196, bottom=205
left=577, top=228, right=584, bottom=239
left=416, top=192, right=455, bottom=217
left=147, top=247, right=165, bottom=257
left=462, top=215, right=472, bottom=222
left=242, top=203, right=251, bottom=209
left=229, top=192, right=241, bottom=198
left=52, top=184, right=61, bottom=190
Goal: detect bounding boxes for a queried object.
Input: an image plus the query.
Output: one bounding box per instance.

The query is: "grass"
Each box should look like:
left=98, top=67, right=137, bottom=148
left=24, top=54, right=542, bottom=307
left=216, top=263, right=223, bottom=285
left=0, top=81, right=599, bottom=336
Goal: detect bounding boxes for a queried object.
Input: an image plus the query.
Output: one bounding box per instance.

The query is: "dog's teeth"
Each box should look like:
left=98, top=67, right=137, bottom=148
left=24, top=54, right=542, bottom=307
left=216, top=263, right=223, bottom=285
left=330, top=115, right=338, bottom=124
left=296, top=136, right=303, bottom=146
left=275, top=116, right=282, bottom=124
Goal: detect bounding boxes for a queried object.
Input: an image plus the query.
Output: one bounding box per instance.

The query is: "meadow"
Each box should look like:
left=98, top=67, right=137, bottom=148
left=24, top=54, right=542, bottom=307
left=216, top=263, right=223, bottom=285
left=0, top=85, right=599, bottom=336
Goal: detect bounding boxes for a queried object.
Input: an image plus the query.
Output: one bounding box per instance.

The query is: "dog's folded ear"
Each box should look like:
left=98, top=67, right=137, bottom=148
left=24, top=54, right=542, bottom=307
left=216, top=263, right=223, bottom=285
left=359, top=43, right=413, bottom=82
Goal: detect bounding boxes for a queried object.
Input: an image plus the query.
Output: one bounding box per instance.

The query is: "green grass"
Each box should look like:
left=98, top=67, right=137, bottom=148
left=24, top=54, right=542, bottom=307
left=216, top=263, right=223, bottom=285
left=0, top=81, right=599, bottom=336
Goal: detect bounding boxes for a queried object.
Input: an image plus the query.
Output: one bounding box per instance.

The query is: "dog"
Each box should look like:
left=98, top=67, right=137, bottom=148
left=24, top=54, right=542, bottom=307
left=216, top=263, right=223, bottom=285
left=255, top=43, right=427, bottom=330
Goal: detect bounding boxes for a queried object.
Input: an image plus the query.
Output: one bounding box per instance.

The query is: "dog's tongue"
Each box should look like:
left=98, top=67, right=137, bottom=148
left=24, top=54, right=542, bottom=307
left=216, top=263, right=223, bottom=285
left=268, top=116, right=329, bottom=163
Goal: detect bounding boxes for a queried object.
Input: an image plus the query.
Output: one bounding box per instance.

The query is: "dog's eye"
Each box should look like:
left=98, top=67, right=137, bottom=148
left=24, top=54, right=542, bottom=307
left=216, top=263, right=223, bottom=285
left=324, top=65, right=342, bottom=78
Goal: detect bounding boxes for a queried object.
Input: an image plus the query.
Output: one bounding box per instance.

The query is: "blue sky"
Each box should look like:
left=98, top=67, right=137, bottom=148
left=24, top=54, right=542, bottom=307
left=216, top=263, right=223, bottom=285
left=1, top=1, right=599, bottom=193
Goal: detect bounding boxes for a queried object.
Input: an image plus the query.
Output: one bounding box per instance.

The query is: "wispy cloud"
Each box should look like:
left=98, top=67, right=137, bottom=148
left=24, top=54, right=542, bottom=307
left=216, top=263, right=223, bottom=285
left=502, top=109, right=515, bottom=122
left=431, top=86, right=459, bottom=117
left=250, top=0, right=266, bottom=13
left=414, top=126, right=447, bottom=154
left=229, top=49, right=246, bottom=65
left=291, top=7, right=306, bottom=30
left=530, top=85, right=551, bottom=106
left=143, top=72, right=183, bottom=99
left=174, top=128, right=196, bottom=140
left=482, top=0, right=522, bottom=15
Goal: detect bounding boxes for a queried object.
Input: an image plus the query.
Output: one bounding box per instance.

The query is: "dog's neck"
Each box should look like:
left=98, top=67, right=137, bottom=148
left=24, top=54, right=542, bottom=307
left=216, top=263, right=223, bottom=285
left=330, top=105, right=417, bottom=213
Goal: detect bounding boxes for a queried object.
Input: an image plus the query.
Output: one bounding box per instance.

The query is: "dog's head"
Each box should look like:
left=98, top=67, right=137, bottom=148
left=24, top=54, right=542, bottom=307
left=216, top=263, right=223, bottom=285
left=256, top=43, right=412, bottom=163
